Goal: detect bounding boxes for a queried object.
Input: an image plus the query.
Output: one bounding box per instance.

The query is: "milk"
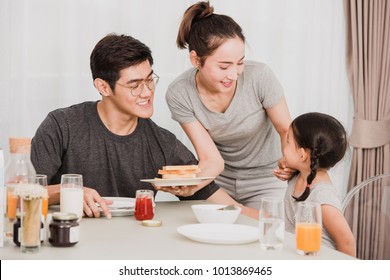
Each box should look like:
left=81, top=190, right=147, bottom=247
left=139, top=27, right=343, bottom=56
left=60, top=187, right=84, bottom=219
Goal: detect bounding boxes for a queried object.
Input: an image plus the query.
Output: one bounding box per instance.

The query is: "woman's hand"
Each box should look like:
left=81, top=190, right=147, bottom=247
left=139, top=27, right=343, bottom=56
left=273, top=158, right=296, bottom=181
left=155, top=185, right=200, bottom=197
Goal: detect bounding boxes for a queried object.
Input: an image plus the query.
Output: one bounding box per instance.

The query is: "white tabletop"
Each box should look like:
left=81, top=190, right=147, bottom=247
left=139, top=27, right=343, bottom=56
left=0, top=200, right=355, bottom=260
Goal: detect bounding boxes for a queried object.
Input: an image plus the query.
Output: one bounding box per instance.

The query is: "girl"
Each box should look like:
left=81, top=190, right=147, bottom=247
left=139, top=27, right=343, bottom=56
left=164, top=1, right=293, bottom=208
left=283, top=112, right=356, bottom=257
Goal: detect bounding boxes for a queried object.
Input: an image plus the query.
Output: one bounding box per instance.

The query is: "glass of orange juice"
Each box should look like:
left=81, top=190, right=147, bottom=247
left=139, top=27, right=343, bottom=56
left=7, top=187, right=18, bottom=221
left=295, top=202, right=322, bottom=256
left=29, top=174, right=49, bottom=218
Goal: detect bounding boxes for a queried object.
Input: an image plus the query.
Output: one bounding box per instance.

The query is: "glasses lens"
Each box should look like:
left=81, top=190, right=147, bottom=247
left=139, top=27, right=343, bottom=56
left=131, top=84, right=143, bottom=96
left=131, top=74, right=159, bottom=96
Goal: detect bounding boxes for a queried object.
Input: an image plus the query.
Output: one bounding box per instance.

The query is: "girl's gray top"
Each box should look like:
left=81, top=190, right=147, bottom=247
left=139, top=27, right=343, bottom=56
left=284, top=175, right=342, bottom=249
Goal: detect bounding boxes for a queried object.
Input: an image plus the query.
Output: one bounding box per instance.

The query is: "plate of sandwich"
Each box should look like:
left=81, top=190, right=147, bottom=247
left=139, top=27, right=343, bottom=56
left=141, top=165, right=215, bottom=187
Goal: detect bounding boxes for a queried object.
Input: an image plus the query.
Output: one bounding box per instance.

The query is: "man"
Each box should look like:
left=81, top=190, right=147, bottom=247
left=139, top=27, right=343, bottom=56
left=31, top=34, right=257, bottom=219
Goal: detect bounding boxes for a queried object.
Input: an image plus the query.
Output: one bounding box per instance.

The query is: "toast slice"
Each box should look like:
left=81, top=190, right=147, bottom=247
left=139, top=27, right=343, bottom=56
left=158, top=165, right=201, bottom=179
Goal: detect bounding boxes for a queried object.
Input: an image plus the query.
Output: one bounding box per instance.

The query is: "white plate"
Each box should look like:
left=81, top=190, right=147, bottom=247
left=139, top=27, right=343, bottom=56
left=177, top=224, right=258, bottom=245
left=98, top=197, right=135, bottom=217
left=140, top=177, right=215, bottom=187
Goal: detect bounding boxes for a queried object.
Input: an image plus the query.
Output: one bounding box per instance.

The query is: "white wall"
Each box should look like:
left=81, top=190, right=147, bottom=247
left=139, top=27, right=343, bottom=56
left=0, top=0, right=353, bottom=198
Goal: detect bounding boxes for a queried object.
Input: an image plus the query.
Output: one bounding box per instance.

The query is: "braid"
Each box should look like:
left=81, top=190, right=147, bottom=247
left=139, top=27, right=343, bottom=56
left=293, top=147, right=319, bottom=202
left=307, top=147, right=319, bottom=185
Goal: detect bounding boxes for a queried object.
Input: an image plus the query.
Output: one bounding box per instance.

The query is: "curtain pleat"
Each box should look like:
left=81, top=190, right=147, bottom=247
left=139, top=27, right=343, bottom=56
left=344, top=0, right=390, bottom=260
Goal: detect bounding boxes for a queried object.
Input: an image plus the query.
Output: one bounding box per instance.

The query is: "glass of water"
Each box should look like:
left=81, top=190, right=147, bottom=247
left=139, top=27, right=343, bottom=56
left=258, top=197, right=285, bottom=250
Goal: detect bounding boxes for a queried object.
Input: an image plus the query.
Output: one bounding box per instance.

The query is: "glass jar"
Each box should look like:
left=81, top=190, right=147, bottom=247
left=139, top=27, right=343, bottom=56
left=48, top=212, right=79, bottom=247
left=134, top=189, right=154, bottom=221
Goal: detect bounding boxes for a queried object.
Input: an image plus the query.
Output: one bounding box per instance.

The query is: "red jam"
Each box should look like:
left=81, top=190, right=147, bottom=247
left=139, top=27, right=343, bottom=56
left=134, top=197, right=154, bottom=221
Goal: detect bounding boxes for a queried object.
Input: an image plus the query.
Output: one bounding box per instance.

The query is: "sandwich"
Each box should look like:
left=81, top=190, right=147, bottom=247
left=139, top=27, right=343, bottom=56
left=157, top=165, right=201, bottom=179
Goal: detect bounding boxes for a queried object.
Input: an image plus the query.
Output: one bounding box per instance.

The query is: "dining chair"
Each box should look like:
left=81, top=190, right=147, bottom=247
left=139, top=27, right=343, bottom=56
left=342, top=173, right=390, bottom=260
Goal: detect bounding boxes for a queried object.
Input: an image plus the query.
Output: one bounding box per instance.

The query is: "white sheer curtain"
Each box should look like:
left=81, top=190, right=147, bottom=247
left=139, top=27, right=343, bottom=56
left=0, top=0, right=352, bottom=195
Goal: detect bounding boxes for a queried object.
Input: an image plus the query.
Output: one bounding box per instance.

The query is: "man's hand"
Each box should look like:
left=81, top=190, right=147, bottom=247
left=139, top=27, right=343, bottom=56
left=82, top=187, right=113, bottom=219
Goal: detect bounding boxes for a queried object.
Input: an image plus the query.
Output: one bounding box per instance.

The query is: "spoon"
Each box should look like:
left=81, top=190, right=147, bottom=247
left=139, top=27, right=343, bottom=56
left=217, top=205, right=236, bottom=211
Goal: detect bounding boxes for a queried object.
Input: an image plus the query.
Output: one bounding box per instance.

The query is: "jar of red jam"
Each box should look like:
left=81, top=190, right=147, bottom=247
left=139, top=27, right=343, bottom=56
left=134, top=190, right=154, bottom=221
left=48, top=212, right=79, bottom=247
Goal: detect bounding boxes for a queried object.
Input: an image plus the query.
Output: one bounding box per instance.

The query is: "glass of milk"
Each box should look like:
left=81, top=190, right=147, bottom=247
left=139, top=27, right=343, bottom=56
left=60, top=174, right=84, bottom=220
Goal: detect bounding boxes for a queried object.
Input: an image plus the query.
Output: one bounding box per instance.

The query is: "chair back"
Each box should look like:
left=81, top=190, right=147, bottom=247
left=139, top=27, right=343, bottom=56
left=342, top=173, right=390, bottom=260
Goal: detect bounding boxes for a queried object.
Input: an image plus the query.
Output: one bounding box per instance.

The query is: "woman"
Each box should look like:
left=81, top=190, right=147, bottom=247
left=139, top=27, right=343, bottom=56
left=164, top=1, right=293, bottom=209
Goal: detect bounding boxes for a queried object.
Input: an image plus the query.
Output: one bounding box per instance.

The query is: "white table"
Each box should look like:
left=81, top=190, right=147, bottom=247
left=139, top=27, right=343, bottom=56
left=0, top=200, right=355, bottom=260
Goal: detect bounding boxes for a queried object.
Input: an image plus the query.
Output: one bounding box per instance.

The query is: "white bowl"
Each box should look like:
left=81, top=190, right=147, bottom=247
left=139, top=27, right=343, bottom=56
left=191, top=204, right=242, bottom=224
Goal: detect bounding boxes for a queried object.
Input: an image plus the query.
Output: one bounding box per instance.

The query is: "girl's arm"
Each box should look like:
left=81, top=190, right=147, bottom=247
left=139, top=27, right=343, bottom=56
left=322, top=204, right=356, bottom=257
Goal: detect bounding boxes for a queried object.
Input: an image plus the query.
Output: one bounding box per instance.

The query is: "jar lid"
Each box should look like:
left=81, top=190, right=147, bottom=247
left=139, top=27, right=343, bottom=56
left=142, top=219, right=162, bottom=227
left=52, top=212, right=78, bottom=221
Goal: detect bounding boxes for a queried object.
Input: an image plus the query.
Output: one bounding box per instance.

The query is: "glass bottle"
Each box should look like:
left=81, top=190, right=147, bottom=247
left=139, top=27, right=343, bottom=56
left=4, top=138, right=36, bottom=236
left=0, top=149, right=4, bottom=247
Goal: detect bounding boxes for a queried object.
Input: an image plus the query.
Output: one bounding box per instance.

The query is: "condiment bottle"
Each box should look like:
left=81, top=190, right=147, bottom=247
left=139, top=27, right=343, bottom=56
left=5, top=138, right=36, bottom=222
left=0, top=149, right=4, bottom=247
left=48, top=212, right=79, bottom=247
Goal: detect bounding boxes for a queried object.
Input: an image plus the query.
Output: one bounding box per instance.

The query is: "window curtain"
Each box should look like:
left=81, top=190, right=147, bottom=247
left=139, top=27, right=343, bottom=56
left=344, top=0, right=390, bottom=259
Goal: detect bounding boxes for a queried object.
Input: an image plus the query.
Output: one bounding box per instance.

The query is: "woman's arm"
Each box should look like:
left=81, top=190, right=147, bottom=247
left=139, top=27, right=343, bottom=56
left=322, top=204, right=356, bottom=257
left=207, top=188, right=259, bottom=220
left=266, top=96, right=292, bottom=138
left=156, top=120, right=224, bottom=197
left=266, top=96, right=295, bottom=180
left=181, top=120, right=224, bottom=183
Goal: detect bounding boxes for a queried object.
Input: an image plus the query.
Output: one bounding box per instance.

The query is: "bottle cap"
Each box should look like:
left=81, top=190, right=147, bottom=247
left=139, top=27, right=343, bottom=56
left=141, top=219, right=162, bottom=227
left=9, top=137, right=32, bottom=154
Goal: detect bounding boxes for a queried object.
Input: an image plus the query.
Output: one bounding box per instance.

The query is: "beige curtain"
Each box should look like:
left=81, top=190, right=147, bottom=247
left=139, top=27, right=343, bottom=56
left=344, top=0, right=390, bottom=259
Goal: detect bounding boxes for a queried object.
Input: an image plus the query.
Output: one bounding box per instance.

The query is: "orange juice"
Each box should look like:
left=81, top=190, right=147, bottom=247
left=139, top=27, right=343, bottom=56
left=296, top=223, right=322, bottom=252
left=42, top=197, right=49, bottom=219
left=7, top=191, right=18, bottom=220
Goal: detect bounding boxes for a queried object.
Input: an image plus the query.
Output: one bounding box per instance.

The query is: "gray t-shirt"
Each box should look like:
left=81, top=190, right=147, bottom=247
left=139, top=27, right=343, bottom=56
left=166, top=61, right=283, bottom=179
left=284, top=175, right=342, bottom=249
left=31, top=101, right=219, bottom=200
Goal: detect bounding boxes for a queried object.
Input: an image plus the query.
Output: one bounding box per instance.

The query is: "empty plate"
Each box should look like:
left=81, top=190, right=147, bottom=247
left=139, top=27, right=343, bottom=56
left=177, top=224, right=258, bottom=245
left=98, top=197, right=135, bottom=217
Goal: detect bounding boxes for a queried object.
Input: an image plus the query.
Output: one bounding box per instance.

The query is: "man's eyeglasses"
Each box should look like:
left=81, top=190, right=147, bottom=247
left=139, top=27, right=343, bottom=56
left=116, top=73, right=159, bottom=96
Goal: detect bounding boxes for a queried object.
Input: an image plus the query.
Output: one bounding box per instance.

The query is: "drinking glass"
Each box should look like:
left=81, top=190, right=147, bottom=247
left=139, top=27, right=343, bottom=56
left=60, top=174, right=84, bottom=220
left=20, top=195, right=42, bottom=253
left=29, top=174, right=49, bottom=219
left=258, top=197, right=285, bottom=250
left=134, top=189, right=154, bottom=221
left=295, top=201, right=322, bottom=256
